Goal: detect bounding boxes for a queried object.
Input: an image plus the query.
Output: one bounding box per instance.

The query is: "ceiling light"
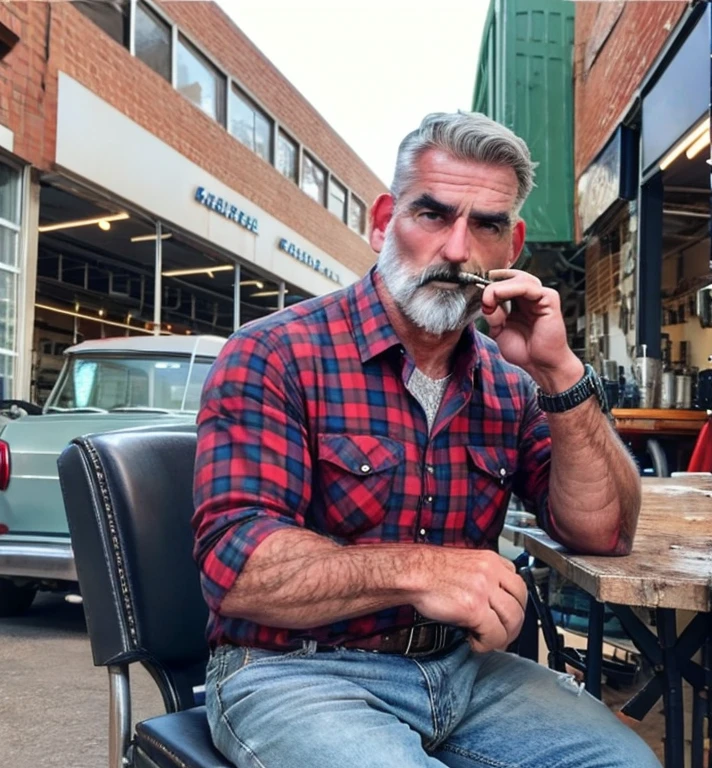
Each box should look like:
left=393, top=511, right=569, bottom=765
left=130, top=233, right=173, bottom=243
left=660, top=118, right=710, bottom=170
left=162, top=265, right=234, bottom=277
left=239, top=280, right=264, bottom=289
left=250, top=290, right=288, bottom=298
left=38, top=212, right=129, bottom=233
left=686, top=132, right=711, bottom=160
left=34, top=303, right=168, bottom=335
left=98, top=220, right=111, bottom=231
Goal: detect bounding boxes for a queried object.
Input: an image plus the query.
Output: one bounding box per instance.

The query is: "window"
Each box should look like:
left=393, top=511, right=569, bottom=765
left=0, top=162, right=20, bottom=398
left=349, top=195, right=366, bottom=235
left=229, top=87, right=273, bottom=163
left=328, top=178, right=347, bottom=222
left=48, top=356, right=214, bottom=412
left=75, top=0, right=130, bottom=47
left=135, top=1, right=171, bottom=82
left=276, top=131, right=298, bottom=183
left=301, top=153, right=326, bottom=205
left=176, top=35, right=226, bottom=125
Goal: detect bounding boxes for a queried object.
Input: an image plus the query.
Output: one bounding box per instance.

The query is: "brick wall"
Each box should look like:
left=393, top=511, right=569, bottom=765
left=574, top=1, right=686, bottom=180
left=0, top=1, right=386, bottom=277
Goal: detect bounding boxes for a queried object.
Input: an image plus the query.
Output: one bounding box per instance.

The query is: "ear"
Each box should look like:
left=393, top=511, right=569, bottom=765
left=369, top=194, right=395, bottom=253
left=508, top=219, right=526, bottom=267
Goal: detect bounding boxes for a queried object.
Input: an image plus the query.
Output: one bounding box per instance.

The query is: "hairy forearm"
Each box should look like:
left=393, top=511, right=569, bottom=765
left=546, top=398, right=641, bottom=555
left=219, top=528, right=427, bottom=628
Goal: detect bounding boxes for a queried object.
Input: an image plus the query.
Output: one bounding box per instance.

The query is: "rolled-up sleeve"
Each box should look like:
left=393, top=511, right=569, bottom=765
left=513, top=377, right=553, bottom=531
left=192, top=332, right=311, bottom=613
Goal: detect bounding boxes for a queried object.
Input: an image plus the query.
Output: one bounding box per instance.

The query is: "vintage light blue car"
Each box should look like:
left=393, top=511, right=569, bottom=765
left=0, top=334, right=226, bottom=616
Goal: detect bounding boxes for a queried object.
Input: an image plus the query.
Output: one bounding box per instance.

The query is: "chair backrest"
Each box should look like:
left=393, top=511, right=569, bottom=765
left=58, top=426, right=207, bottom=712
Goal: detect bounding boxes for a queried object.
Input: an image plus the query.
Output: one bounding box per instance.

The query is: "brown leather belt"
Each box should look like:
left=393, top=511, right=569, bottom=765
left=338, top=624, right=462, bottom=656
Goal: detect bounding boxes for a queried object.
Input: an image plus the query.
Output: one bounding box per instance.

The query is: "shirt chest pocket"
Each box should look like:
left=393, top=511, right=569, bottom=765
left=464, top=444, right=519, bottom=544
left=316, top=434, right=404, bottom=539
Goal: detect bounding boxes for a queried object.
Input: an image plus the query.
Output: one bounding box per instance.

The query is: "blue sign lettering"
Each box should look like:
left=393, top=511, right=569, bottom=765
left=194, top=186, right=259, bottom=236
left=278, top=238, right=341, bottom=285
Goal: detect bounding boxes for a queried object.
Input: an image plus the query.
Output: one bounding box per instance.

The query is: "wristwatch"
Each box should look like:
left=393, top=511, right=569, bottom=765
left=536, top=364, right=609, bottom=414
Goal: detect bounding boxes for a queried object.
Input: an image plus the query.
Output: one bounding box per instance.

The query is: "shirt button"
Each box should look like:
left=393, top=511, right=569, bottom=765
left=360, top=464, right=372, bottom=474
left=426, top=465, right=435, bottom=474
left=419, top=528, right=427, bottom=537
left=425, top=495, right=433, bottom=504
left=499, top=468, right=507, bottom=477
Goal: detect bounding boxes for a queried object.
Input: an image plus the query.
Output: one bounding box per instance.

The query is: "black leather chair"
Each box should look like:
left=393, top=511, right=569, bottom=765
left=58, top=427, right=233, bottom=768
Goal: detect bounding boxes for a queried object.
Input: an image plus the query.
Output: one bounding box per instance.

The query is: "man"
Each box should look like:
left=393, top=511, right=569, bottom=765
left=193, top=112, right=659, bottom=767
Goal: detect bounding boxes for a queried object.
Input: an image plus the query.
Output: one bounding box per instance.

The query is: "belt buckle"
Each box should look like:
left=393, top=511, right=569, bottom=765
left=404, top=623, right=448, bottom=657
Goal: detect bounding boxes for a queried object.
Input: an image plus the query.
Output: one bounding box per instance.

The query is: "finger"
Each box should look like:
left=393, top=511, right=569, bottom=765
left=483, top=279, right=547, bottom=308
left=488, top=589, right=526, bottom=644
left=480, top=302, right=509, bottom=332
left=498, top=569, right=528, bottom=611
left=467, top=608, right=509, bottom=652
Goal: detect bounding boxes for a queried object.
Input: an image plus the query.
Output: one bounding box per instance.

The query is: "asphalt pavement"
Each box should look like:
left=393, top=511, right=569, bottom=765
left=0, top=592, right=163, bottom=768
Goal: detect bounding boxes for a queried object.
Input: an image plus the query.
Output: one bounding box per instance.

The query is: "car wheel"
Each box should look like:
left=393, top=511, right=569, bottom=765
left=0, top=578, right=37, bottom=617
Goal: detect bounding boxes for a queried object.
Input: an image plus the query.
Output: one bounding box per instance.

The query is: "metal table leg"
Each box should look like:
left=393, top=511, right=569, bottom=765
left=585, top=597, right=605, bottom=700
left=658, top=608, right=685, bottom=768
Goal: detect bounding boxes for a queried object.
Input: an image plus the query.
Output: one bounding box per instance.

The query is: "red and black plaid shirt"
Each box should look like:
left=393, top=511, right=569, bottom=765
left=193, top=268, right=553, bottom=649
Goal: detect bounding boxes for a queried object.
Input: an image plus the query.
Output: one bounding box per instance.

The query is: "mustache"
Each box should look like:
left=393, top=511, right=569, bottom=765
left=417, top=266, right=484, bottom=287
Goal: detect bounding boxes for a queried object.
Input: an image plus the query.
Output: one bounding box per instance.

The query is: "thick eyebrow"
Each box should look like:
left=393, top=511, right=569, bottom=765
left=408, top=193, right=511, bottom=227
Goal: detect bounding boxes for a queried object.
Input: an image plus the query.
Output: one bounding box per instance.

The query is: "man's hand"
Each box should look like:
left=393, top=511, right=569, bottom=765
left=412, top=549, right=528, bottom=653
left=480, top=269, right=583, bottom=393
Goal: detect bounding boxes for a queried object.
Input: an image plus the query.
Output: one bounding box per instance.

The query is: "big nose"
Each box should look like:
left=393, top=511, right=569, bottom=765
left=441, top=216, right=470, bottom=265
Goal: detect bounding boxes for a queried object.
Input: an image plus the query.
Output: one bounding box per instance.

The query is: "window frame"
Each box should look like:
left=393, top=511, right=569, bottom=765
left=276, top=129, right=298, bottom=184
left=229, top=84, right=274, bottom=163
left=328, top=176, right=347, bottom=222
left=349, top=194, right=367, bottom=236
left=301, top=152, right=327, bottom=206
left=133, top=0, right=172, bottom=83
left=175, top=33, right=227, bottom=126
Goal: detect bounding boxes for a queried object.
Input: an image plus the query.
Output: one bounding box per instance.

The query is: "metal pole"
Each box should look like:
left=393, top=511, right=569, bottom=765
left=278, top=280, right=286, bottom=311
left=108, top=664, right=131, bottom=768
left=635, top=172, right=663, bottom=358
left=153, top=221, right=162, bottom=336
left=233, top=263, right=241, bottom=330
left=585, top=598, right=605, bottom=700
left=658, top=608, right=684, bottom=768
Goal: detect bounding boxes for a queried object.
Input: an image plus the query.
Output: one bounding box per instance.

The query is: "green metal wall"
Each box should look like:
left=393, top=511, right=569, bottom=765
left=473, top=0, right=575, bottom=244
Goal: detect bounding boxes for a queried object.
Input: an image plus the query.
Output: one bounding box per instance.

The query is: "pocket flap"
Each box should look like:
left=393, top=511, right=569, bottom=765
left=318, top=434, right=403, bottom=475
left=467, top=444, right=518, bottom=481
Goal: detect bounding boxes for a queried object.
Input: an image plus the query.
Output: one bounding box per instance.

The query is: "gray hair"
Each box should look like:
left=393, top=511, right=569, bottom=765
left=391, top=111, right=536, bottom=215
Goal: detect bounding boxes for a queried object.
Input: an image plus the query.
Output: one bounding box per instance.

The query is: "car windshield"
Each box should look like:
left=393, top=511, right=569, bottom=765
left=44, top=355, right=214, bottom=413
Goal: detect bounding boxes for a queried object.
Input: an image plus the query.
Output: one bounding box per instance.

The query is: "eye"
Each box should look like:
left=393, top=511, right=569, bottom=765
left=477, top=221, right=501, bottom=234
left=420, top=211, right=444, bottom=221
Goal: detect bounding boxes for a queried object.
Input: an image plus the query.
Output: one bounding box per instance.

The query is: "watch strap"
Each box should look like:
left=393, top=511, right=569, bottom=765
left=537, top=364, right=609, bottom=414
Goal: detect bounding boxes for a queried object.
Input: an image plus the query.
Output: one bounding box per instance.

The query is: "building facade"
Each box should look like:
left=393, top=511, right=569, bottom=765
left=0, top=1, right=386, bottom=401
left=574, top=1, right=710, bottom=390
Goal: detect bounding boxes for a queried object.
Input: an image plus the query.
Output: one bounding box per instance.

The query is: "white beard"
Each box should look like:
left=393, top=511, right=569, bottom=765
left=376, top=228, right=481, bottom=336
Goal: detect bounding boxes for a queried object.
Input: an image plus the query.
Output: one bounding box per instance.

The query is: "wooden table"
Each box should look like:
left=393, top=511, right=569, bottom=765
left=611, top=409, right=708, bottom=475
left=611, top=408, right=708, bottom=437
left=508, top=476, right=712, bottom=768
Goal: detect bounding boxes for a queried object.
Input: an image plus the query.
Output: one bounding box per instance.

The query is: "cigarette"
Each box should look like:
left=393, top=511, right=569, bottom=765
left=459, top=272, right=491, bottom=288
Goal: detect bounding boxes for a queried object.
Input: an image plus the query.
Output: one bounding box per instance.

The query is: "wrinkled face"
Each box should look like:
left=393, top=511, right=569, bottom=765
left=374, top=149, right=525, bottom=335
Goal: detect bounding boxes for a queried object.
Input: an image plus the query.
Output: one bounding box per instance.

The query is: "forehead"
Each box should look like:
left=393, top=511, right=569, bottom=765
left=403, top=148, right=519, bottom=211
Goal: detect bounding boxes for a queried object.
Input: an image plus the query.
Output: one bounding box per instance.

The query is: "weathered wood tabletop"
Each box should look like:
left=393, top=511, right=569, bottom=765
left=505, top=475, right=712, bottom=612
left=611, top=408, right=707, bottom=436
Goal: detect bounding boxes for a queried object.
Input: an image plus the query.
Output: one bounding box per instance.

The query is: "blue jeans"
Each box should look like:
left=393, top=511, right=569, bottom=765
left=205, top=639, right=661, bottom=768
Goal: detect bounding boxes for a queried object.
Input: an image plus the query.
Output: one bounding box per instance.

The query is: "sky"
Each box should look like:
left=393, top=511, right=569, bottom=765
left=218, top=0, right=489, bottom=186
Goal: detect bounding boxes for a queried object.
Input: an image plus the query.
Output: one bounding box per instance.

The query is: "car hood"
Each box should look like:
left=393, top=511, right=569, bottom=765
left=0, top=412, right=197, bottom=453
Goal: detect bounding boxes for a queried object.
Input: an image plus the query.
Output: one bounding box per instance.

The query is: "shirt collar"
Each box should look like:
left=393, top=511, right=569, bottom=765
left=347, top=266, right=488, bottom=377
left=347, top=267, right=403, bottom=364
